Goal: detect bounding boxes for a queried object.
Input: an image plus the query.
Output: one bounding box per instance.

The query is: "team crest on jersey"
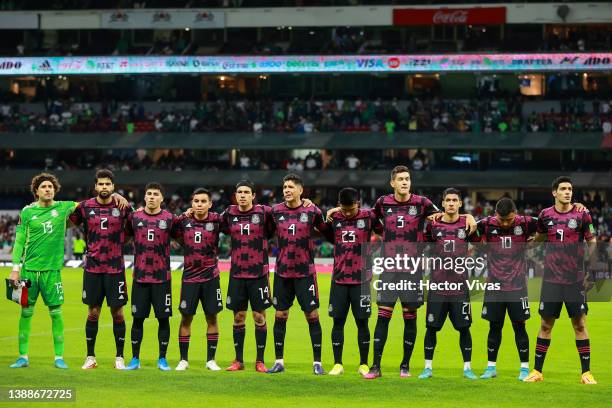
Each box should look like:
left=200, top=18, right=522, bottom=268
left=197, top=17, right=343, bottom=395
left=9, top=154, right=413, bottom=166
left=251, top=214, right=260, bottom=224
left=427, top=313, right=434, bottom=323
left=51, top=209, right=59, bottom=217
left=457, top=229, right=466, bottom=239
left=112, top=208, right=120, bottom=217
left=180, top=300, right=187, bottom=309
left=568, top=219, right=577, bottom=229
left=408, top=206, right=418, bottom=216
left=300, top=213, right=309, bottom=223
left=357, top=219, right=365, bottom=229
left=159, top=220, right=167, bottom=229
left=206, top=222, right=214, bottom=231
left=514, top=225, right=523, bottom=235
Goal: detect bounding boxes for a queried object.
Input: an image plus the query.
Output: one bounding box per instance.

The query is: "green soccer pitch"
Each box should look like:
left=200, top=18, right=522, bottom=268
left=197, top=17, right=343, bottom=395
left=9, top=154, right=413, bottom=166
left=1, top=267, right=610, bottom=408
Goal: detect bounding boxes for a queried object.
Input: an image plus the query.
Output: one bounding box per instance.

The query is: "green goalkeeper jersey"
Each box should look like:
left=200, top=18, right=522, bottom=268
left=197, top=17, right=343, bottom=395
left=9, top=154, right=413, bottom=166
left=12, top=201, right=77, bottom=271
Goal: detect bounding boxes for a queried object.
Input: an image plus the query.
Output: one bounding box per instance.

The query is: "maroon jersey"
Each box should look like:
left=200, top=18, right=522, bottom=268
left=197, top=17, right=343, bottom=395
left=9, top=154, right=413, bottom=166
left=425, top=215, right=480, bottom=296
left=478, top=215, right=538, bottom=291
left=69, top=198, right=132, bottom=275
left=175, top=212, right=221, bottom=283
left=537, top=206, right=595, bottom=285
left=272, top=202, right=331, bottom=278
left=329, top=209, right=382, bottom=285
left=127, top=210, right=178, bottom=284
left=221, top=204, right=274, bottom=279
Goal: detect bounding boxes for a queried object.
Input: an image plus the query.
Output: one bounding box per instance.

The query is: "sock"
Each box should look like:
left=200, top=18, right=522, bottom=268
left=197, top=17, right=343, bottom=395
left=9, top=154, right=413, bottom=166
left=512, top=321, right=529, bottom=364
left=179, top=334, right=190, bottom=361
left=255, top=323, right=267, bottom=362
left=18, top=307, right=34, bottom=356
left=85, top=313, right=99, bottom=357
left=425, top=359, right=433, bottom=369
left=464, top=361, right=472, bottom=370
left=424, top=328, right=437, bottom=361
left=130, top=318, right=144, bottom=359
left=372, top=309, right=392, bottom=367
left=356, top=318, right=370, bottom=366
left=158, top=318, right=170, bottom=359
left=273, top=316, right=287, bottom=360
left=534, top=337, right=551, bottom=372
left=487, top=321, right=503, bottom=363
left=113, top=317, right=126, bottom=358
left=307, top=316, right=322, bottom=362
left=331, top=317, right=346, bottom=365
left=233, top=323, right=246, bottom=362
left=207, top=332, right=219, bottom=361
left=576, top=339, right=591, bottom=373
left=459, top=327, right=472, bottom=363
left=401, top=311, right=417, bottom=368
left=49, top=306, right=64, bottom=357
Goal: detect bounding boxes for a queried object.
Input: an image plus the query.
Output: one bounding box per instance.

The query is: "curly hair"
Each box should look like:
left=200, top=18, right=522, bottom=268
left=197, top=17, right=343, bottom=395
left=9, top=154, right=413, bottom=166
left=30, top=172, right=61, bottom=199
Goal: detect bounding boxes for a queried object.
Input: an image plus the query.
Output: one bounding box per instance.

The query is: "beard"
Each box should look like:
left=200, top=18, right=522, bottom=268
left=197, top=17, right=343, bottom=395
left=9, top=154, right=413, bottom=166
left=98, top=191, right=112, bottom=199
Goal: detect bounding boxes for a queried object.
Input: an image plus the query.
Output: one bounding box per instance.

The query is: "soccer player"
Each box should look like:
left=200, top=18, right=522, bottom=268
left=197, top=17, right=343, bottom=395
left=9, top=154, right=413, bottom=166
left=419, top=188, right=480, bottom=380
left=174, top=188, right=223, bottom=371
left=124, top=182, right=179, bottom=371
left=477, top=197, right=537, bottom=381
left=361, top=166, right=476, bottom=379
left=267, top=174, right=331, bottom=375
left=523, top=176, right=597, bottom=384
left=9, top=172, right=126, bottom=369
left=327, top=188, right=382, bottom=376
left=70, top=169, right=132, bottom=370
left=223, top=180, right=275, bottom=373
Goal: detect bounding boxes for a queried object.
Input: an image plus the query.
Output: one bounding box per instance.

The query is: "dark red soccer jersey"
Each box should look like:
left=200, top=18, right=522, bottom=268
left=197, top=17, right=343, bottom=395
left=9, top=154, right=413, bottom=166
left=126, top=210, right=178, bottom=284
left=328, top=209, right=382, bottom=285
left=477, top=215, right=538, bottom=291
left=425, top=215, right=480, bottom=296
left=537, top=206, right=595, bottom=285
left=272, top=202, right=332, bottom=278
left=175, top=212, right=221, bottom=283
left=69, top=198, right=132, bottom=274
left=221, top=204, right=274, bottom=279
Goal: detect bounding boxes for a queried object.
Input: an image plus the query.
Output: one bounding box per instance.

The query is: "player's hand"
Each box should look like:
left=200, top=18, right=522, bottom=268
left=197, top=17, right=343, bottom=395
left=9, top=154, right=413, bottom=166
left=112, top=193, right=130, bottom=210
left=427, top=212, right=443, bottom=222
left=573, top=202, right=588, bottom=213
left=302, top=198, right=313, bottom=208
left=135, top=206, right=144, bottom=212
left=583, top=275, right=595, bottom=292
left=9, top=267, right=20, bottom=288
left=183, top=208, right=194, bottom=217
left=171, top=241, right=181, bottom=250
left=326, top=207, right=340, bottom=222
left=465, top=214, right=477, bottom=235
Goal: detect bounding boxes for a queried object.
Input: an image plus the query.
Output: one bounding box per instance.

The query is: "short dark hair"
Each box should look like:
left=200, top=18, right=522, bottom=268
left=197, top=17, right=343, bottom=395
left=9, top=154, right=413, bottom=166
left=495, top=197, right=517, bottom=217
left=391, top=165, right=410, bottom=180
left=145, top=182, right=164, bottom=196
left=95, top=169, right=114, bottom=183
left=338, top=188, right=359, bottom=206
left=552, top=176, right=572, bottom=191
left=236, top=180, right=255, bottom=193
left=442, top=187, right=461, bottom=200
left=192, top=187, right=211, bottom=200
left=30, top=172, right=60, bottom=198
left=283, top=173, right=303, bottom=187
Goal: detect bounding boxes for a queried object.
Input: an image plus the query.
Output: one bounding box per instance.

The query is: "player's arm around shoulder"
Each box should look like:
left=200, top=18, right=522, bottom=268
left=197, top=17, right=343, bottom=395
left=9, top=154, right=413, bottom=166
left=9, top=206, right=31, bottom=284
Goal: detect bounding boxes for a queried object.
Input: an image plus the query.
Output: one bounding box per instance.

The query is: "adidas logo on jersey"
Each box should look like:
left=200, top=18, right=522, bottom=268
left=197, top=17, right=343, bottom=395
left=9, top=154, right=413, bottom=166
left=89, top=210, right=95, bottom=215
left=137, top=222, right=144, bottom=227
left=336, top=223, right=342, bottom=227
left=548, top=221, right=554, bottom=226
left=32, top=215, right=37, bottom=220
left=386, top=208, right=392, bottom=213
left=186, top=223, right=192, bottom=228
left=279, top=216, right=285, bottom=221
left=491, top=229, right=498, bottom=234
left=310, top=300, right=316, bottom=305
left=233, top=217, right=238, bottom=222
left=118, top=295, right=124, bottom=300
left=436, top=232, right=443, bottom=237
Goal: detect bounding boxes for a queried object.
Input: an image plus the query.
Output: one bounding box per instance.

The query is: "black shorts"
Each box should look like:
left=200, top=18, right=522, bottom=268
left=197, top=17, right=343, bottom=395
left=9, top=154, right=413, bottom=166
left=179, top=278, right=223, bottom=316
left=329, top=282, right=371, bottom=319
left=273, top=274, right=319, bottom=312
left=226, top=276, right=272, bottom=312
left=426, top=292, right=472, bottom=330
left=482, top=289, right=531, bottom=323
left=539, top=281, right=588, bottom=319
left=375, top=272, right=424, bottom=309
left=131, top=280, right=172, bottom=319
left=82, top=271, right=128, bottom=308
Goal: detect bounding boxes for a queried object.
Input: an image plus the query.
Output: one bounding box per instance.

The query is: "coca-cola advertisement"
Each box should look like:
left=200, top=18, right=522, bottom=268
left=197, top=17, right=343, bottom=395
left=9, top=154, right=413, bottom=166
left=393, top=7, right=506, bottom=26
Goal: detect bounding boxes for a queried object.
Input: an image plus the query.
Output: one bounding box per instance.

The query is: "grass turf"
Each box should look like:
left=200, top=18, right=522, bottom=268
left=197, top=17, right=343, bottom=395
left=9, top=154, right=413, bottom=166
left=0, top=267, right=610, bottom=408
